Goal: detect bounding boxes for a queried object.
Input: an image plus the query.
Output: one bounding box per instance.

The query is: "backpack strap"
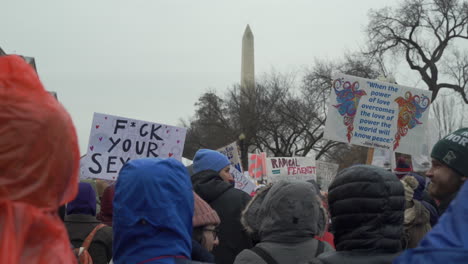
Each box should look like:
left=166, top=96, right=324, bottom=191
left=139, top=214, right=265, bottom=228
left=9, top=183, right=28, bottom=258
left=250, top=246, right=279, bottom=264
left=81, top=224, right=106, bottom=251
left=314, top=240, right=325, bottom=257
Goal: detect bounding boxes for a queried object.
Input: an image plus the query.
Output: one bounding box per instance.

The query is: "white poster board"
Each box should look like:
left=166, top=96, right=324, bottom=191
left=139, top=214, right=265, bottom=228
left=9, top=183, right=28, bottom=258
left=324, top=73, right=432, bottom=155
left=81, top=113, right=187, bottom=180
left=217, top=142, right=242, bottom=172
left=316, top=161, right=339, bottom=191
left=265, top=157, right=317, bottom=183
left=230, top=167, right=256, bottom=194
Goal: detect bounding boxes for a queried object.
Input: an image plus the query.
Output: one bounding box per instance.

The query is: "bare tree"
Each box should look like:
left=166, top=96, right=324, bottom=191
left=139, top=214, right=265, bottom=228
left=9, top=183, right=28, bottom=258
left=431, top=90, right=467, bottom=139
left=182, top=92, right=238, bottom=159
left=183, top=71, right=338, bottom=165
left=367, top=0, right=468, bottom=103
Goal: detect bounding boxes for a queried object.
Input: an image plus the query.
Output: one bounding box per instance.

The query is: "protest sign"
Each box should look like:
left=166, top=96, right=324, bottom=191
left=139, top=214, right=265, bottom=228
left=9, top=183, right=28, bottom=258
left=248, top=152, right=267, bottom=179
left=324, top=73, right=432, bottom=155
left=265, top=156, right=316, bottom=182
left=316, top=161, right=339, bottom=191
left=230, top=167, right=256, bottom=194
left=217, top=142, right=242, bottom=172
left=371, top=148, right=393, bottom=170
left=80, top=155, right=89, bottom=180
left=81, top=113, right=187, bottom=180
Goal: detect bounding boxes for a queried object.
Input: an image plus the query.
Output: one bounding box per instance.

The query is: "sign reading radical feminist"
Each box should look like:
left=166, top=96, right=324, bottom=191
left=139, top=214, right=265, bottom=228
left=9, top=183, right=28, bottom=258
left=265, top=156, right=317, bottom=183
left=324, top=74, right=432, bottom=155
left=81, top=113, right=187, bottom=180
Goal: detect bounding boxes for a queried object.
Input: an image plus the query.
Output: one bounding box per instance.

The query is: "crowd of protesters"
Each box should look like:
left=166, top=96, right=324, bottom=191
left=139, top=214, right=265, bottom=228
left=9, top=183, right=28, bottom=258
left=1, top=54, right=468, bottom=264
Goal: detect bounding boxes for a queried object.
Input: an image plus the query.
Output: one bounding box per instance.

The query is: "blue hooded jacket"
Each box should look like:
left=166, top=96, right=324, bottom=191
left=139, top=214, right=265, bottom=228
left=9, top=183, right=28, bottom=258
left=394, top=180, right=468, bottom=263
left=112, top=158, right=194, bottom=264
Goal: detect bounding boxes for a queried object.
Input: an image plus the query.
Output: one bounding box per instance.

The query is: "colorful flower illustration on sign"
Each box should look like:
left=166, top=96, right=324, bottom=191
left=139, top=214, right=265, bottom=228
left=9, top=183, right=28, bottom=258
left=393, top=91, right=430, bottom=150
left=332, top=78, right=367, bottom=142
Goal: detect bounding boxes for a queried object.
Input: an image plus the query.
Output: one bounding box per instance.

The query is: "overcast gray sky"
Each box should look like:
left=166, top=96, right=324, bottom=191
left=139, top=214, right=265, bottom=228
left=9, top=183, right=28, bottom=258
left=3, top=0, right=400, bottom=154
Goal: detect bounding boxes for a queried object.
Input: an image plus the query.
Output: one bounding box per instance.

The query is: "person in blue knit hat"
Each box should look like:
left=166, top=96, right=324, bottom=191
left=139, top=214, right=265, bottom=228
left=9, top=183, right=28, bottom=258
left=191, top=149, right=252, bottom=264
left=193, top=149, right=234, bottom=184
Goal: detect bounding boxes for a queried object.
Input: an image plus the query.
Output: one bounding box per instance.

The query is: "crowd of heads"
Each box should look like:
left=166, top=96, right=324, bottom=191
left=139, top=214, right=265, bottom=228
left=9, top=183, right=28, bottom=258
left=1, top=55, right=468, bottom=263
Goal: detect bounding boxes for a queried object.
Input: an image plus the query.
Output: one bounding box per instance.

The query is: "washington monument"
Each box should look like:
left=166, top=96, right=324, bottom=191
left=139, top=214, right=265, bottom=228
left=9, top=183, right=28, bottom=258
left=241, top=24, right=255, bottom=91
left=239, top=25, right=255, bottom=171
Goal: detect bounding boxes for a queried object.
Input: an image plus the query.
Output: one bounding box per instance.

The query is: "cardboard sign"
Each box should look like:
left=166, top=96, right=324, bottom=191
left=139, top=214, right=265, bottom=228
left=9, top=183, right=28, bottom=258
left=316, top=161, right=339, bottom=191
left=230, top=167, right=256, bottom=194
left=248, top=152, right=267, bottom=179
left=217, top=142, right=242, bottom=172
left=81, top=113, right=187, bottom=180
left=80, top=155, right=89, bottom=180
left=324, top=73, right=432, bottom=155
left=265, top=156, right=316, bottom=182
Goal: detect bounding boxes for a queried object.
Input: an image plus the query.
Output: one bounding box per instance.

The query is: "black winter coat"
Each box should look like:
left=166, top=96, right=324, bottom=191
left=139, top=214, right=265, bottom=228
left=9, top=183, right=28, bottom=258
left=65, top=214, right=113, bottom=264
left=191, top=170, right=252, bottom=264
left=318, top=165, right=405, bottom=264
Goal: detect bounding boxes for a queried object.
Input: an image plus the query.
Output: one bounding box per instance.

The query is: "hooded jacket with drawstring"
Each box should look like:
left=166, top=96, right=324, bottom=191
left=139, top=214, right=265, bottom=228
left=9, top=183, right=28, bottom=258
left=234, top=180, right=334, bottom=264
left=112, top=158, right=195, bottom=264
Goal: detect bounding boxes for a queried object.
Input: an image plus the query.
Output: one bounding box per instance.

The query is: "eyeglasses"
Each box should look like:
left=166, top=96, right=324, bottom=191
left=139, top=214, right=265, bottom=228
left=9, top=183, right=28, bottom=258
left=203, top=228, right=219, bottom=240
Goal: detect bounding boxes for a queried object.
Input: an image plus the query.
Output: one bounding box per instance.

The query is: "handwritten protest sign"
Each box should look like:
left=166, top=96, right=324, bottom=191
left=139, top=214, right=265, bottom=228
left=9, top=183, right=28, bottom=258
left=248, top=152, right=267, bottom=179
left=316, top=161, right=339, bottom=191
left=81, top=113, right=187, bottom=180
left=230, top=167, right=256, bottom=194
left=80, top=155, right=89, bottom=180
left=324, top=73, right=432, bottom=155
left=265, top=156, right=316, bottom=183
left=217, top=142, right=242, bottom=172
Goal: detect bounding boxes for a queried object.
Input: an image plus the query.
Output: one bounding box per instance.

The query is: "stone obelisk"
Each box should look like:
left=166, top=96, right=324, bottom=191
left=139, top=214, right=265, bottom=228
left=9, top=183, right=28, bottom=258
left=239, top=25, right=255, bottom=172
left=241, top=25, right=255, bottom=92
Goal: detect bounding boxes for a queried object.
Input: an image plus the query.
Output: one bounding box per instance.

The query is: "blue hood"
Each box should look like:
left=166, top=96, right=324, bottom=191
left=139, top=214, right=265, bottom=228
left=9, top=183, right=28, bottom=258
left=394, top=180, right=468, bottom=263
left=113, top=158, right=194, bottom=264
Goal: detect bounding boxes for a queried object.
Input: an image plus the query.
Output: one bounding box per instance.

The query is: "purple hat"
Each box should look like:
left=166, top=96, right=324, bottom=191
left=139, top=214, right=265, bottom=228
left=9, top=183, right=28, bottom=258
left=66, top=182, right=97, bottom=216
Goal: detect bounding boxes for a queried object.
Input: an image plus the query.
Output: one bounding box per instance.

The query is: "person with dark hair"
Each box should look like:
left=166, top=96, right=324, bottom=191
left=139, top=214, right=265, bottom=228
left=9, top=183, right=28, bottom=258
left=234, top=180, right=333, bottom=264
left=318, top=165, right=405, bottom=264
left=0, top=55, right=80, bottom=263
left=112, top=158, right=201, bottom=264
left=192, top=193, right=221, bottom=262
left=65, top=182, right=113, bottom=264
left=191, top=149, right=252, bottom=264
left=426, top=128, right=468, bottom=215
left=97, top=184, right=115, bottom=226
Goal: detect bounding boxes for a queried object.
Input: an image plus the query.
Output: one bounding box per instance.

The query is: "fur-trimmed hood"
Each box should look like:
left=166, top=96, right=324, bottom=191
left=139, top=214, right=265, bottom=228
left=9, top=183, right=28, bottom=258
left=241, top=180, right=326, bottom=244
